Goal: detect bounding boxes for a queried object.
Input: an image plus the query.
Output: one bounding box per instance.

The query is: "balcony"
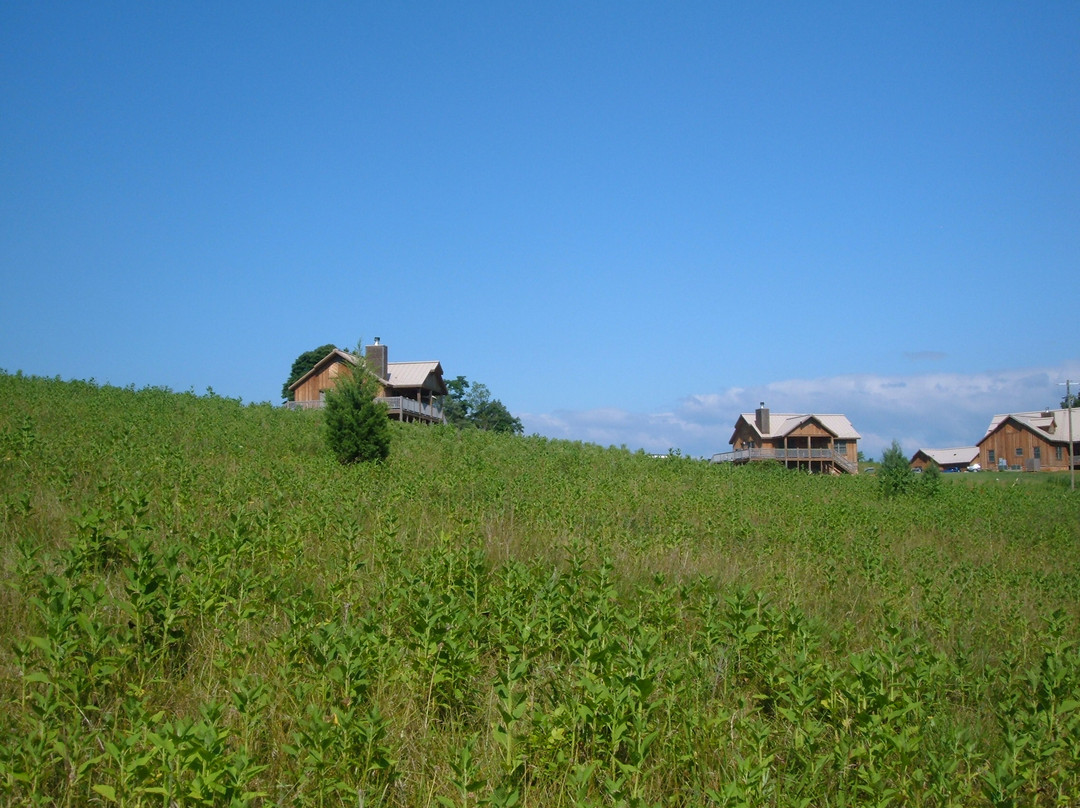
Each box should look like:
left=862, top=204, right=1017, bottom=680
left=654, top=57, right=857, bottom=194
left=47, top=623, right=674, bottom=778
left=285, top=396, right=444, bottom=423
left=710, top=447, right=857, bottom=474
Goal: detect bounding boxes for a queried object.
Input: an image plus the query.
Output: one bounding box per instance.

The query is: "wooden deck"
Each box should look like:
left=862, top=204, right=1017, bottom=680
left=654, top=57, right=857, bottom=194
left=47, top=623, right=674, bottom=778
left=286, top=396, right=445, bottom=424
left=710, top=447, right=858, bottom=474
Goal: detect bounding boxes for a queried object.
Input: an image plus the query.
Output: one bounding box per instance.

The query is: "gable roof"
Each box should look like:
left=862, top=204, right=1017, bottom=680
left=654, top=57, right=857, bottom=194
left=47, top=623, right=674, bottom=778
left=385, top=361, right=447, bottom=394
left=288, top=349, right=357, bottom=392
left=730, top=412, right=861, bottom=445
left=979, top=408, right=1080, bottom=446
left=288, top=349, right=446, bottom=393
left=912, top=447, right=979, bottom=465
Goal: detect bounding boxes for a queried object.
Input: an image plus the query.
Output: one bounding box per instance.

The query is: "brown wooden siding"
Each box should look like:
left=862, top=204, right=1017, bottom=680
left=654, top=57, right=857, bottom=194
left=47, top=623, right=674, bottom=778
left=979, top=422, right=1071, bottom=471
left=294, top=359, right=388, bottom=403
left=837, top=439, right=857, bottom=464
left=731, top=422, right=757, bottom=449
left=292, top=364, right=338, bottom=403
left=732, top=420, right=857, bottom=461
left=788, top=422, right=831, bottom=438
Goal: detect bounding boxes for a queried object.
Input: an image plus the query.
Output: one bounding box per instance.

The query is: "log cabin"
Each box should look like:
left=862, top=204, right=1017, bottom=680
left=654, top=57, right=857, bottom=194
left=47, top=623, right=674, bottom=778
left=287, top=339, right=447, bottom=424
left=710, top=403, right=860, bottom=474
left=976, top=408, right=1080, bottom=471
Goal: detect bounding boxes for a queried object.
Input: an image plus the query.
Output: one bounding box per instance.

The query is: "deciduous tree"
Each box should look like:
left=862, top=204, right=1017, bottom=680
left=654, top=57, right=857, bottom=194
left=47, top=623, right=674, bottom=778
left=443, top=375, right=472, bottom=427
left=282, top=343, right=337, bottom=401
left=443, top=375, right=523, bottom=435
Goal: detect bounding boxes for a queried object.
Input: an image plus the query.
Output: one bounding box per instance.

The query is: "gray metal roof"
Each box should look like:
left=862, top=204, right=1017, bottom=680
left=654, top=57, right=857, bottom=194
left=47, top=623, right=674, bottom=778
left=288, top=350, right=446, bottom=393
left=385, top=361, right=447, bottom=393
left=981, top=408, right=1080, bottom=444
left=737, top=412, right=862, bottom=441
left=913, top=447, right=980, bottom=465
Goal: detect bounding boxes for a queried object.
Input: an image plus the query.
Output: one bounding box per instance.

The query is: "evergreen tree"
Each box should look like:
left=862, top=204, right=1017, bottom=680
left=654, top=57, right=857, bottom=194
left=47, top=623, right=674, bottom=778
left=879, top=440, right=913, bottom=497
left=324, top=356, right=391, bottom=464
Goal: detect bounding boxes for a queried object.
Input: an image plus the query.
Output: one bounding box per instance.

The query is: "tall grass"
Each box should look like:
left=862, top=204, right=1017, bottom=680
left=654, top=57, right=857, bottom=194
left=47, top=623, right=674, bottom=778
left=1, top=371, right=1078, bottom=806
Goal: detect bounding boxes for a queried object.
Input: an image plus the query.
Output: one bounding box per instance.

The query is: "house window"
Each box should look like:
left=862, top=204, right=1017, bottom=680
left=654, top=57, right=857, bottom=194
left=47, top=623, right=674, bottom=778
left=835, top=440, right=847, bottom=455
left=1034, top=446, right=1041, bottom=460
left=1015, top=447, right=1024, bottom=457
left=988, top=450, right=995, bottom=463
left=1056, top=446, right=1064, bottom=461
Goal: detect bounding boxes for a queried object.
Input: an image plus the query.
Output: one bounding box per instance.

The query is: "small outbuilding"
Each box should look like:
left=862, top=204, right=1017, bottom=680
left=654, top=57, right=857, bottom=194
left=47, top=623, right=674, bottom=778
left=909, top=447, right=979, bottom=473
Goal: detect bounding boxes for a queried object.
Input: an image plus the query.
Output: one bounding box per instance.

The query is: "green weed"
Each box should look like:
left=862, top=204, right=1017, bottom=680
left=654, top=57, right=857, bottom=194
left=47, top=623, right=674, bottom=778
left=1, top=371, right=1079, bottom=806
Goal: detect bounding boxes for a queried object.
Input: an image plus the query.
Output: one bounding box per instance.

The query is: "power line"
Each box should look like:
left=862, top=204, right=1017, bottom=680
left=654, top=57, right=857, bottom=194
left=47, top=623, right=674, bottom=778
left=1058, top=380, right=1076, bottom=491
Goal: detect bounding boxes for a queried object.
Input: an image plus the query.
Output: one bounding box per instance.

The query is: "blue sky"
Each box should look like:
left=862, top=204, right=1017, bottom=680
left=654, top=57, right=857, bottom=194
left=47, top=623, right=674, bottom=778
left=2, top=2, right=1078, bottom=458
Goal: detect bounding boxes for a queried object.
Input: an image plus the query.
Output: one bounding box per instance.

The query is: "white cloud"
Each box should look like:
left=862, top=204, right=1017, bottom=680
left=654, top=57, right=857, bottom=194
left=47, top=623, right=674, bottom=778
left=521, top=360, right=1080, bottom=460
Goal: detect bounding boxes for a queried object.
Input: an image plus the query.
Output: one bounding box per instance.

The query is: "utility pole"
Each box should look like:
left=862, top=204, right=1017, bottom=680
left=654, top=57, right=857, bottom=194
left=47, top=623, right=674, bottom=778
left=1060, top=380, right=1076, bottom=491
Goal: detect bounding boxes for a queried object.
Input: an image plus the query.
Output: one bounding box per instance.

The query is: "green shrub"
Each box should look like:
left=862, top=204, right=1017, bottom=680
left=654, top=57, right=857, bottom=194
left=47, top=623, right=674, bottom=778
left=323, top=362, right=391, bottom=464
left=919, top=458, right=943, bottom=496
left=879, top=439, right=913, bottom=497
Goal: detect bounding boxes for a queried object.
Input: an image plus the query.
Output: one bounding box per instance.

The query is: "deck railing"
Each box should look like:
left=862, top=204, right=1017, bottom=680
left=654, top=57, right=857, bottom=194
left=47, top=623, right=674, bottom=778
left=285, top=397, right=444, bottom=422
left=377, top=396, right=444, bottom=421
left=710, top=447, right=858, bottom=473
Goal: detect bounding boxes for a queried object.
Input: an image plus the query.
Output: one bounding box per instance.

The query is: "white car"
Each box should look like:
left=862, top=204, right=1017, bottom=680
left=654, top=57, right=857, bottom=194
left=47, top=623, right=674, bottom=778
left=966, top=463, right=982, bottom=472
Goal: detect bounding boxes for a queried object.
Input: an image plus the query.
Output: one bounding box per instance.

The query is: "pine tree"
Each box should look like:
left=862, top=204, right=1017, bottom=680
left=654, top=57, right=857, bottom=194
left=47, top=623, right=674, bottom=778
left=879, top=440, right=913, bottom=497
left=324, top=358, right=391, bottom=464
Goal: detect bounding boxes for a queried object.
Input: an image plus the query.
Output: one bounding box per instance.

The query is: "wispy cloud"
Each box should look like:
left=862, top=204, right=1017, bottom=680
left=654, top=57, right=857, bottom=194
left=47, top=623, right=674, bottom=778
left=521, top=361, right=1080, bottom=459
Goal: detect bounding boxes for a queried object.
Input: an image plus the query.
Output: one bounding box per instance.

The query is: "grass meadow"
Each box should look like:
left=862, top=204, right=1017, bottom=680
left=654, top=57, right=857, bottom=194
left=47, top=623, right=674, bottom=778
left=1, top=371, right=1079, bottom=807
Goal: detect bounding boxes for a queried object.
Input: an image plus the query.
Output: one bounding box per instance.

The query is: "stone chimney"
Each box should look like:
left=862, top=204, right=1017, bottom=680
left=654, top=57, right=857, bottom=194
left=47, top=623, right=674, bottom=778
left=365, top=337, right=388, bottom=380
left=755, top=402, right=770, bottom=434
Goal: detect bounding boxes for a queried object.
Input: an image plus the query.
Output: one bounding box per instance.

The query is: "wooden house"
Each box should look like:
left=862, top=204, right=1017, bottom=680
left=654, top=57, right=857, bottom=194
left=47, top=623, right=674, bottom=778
left=287, top=339, right=447, bottom=424
left=710, top=403, right=860, bottom=474
left=976, top=408, right=1080, bottom=471
left=909, top=447, right=979, bottom=472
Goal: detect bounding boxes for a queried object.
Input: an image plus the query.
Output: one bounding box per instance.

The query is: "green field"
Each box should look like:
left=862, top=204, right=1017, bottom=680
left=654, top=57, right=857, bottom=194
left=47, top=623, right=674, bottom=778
left=950, top=471, right=1077, bottom=490
left=2, top=372, right=1078, bottom=807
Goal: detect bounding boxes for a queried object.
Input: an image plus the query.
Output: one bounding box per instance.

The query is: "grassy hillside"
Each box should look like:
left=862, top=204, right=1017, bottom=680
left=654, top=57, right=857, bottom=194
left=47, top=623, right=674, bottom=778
left=1, top=372, right=1078, bottom=807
